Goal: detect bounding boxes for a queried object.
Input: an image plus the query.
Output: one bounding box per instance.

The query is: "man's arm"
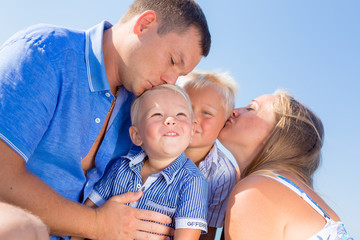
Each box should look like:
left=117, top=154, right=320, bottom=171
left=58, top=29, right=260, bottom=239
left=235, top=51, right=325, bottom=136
left=0, top=140, right=172, bottom=239
left=71, top=199, right=98, bottom=240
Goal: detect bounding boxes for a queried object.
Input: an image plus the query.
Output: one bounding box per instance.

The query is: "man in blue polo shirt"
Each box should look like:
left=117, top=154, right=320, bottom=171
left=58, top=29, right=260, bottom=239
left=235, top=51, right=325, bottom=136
left=0, top=0, right=211, bottom=239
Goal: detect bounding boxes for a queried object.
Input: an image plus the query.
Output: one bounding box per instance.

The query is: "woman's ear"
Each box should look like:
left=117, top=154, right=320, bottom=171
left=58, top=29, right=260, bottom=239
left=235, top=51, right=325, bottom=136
left=129, top=126, right=143, bottom=146
left=133, top=10, right=157, bottom=35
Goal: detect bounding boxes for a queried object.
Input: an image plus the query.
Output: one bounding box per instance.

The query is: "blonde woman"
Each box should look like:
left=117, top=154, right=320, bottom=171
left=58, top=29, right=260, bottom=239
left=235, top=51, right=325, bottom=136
left=219, top=91, right=353, bottom=240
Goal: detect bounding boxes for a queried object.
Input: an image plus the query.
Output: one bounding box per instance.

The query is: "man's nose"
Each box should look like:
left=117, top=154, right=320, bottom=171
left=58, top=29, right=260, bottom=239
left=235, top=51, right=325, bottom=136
left=161, top=72, right=178, bottom=85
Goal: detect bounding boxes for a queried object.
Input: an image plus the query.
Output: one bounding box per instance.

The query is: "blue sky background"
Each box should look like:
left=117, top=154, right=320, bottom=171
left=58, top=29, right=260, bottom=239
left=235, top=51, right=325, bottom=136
left=1, top=0, right=359, bottom=238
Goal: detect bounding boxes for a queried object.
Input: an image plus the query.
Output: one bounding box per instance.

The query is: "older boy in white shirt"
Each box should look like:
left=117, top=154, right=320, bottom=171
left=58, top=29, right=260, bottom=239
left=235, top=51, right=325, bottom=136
left=179, top=70, right=238, bottom=240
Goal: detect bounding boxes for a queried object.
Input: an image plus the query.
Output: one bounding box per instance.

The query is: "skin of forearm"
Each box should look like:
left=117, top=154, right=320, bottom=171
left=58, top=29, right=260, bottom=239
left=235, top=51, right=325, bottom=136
left=174, top=228, right=201, bottom=240
left=0, top=142, right=174, bottom=239
left=200, top=227, right=217, bottom=240
left=0, top=170, right=97, bottom=238
left=0, top=142, right=97, bottom=239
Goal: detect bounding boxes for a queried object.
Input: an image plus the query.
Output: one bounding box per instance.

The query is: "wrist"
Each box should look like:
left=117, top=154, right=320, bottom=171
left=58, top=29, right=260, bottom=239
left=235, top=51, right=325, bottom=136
left=84, top=207, right=99, bottom=239
left=71, top=205, right=98, bottom=239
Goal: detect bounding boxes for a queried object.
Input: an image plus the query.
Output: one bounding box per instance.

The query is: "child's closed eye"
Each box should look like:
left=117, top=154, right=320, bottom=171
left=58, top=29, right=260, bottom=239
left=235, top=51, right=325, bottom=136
left=176, top=112, right=188, bottom=118
left=151, top=113, right=163, bottom=117
left=202, top=111, right=213, bottom=117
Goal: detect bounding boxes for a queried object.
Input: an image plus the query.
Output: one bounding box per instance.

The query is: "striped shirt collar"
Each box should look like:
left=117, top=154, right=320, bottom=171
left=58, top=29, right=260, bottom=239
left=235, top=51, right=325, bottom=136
left=202, top=143, right=220, bottom=168
left=125, top=145, right=189, bottom=185
left=85, top=21, right=113, bottom=92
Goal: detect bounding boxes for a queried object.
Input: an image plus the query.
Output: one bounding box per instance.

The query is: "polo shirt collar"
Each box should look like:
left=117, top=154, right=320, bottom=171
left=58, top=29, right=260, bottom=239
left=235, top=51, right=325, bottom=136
left=161, top=152, right=188, bottom=184
left=125, top=145, right=188, bottom=185
left=85, top=21, right=113, bottom=92
left=127, top=145, right=147, bottom=169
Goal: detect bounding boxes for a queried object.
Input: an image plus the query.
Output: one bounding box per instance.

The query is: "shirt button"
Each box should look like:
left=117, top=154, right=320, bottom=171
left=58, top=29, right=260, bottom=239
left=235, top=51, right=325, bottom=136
left=95, top=118, right=101, bottom=123
left=137, top=184, right=142, bottom=189
left=105, top=92, right=111, bottom=97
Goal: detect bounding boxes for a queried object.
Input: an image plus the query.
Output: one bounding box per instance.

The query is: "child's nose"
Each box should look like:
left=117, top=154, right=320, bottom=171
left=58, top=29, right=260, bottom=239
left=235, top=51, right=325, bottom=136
left=193, top=117, right=199, bottom=125
left=164, top=117, right=176, bottom=125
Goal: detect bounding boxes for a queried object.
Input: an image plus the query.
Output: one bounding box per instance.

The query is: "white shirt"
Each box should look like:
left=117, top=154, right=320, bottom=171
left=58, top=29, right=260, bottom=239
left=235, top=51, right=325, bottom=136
left=198, top=143, right=237, bottom=228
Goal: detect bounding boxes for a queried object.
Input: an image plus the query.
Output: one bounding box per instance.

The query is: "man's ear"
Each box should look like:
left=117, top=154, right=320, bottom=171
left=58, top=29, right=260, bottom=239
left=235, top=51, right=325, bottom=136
left=133, top=10, right=157, bottom=35
left=129, top=126, right=143, bottom=146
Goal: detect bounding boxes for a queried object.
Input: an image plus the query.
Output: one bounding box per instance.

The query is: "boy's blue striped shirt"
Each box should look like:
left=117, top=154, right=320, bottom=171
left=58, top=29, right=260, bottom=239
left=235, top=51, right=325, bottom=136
left=90, top=145, right=208, bottom=233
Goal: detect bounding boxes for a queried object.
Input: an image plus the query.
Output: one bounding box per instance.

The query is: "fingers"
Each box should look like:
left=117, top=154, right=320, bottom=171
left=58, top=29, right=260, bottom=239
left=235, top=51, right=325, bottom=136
left=138, top=219, right=172, bottom=237
left=135, top=208, right=172, bottom=225
left=96, top=193, right=173, bottom=239
left=134, top=230, right=172, bottom=240
left=109, top=191, right=143, bottom=204
left=133, top=209, right=172, bottom=236
left=109, top=193, right=172, bottom=226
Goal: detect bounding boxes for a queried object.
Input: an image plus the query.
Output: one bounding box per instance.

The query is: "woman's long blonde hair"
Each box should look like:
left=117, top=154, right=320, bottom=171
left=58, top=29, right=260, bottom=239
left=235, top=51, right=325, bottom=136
left=242, top=91, right=324, bottom=188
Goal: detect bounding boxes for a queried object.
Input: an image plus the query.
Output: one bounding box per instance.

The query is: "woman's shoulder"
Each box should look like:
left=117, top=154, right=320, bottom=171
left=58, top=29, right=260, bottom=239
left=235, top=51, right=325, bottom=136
left=229, top=174, right=289, bottom=216
left=231, top=174, right=284, bottom=195
left=228, top=174, right=341, bottom=239
left=230, top=174, right=317, bottom=210
left=226, top=175, right=288, bottom=238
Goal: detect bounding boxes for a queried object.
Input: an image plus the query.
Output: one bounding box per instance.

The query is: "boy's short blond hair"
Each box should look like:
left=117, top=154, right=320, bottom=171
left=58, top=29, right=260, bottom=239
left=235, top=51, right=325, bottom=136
left=178, top=70, right=238, bottom=118
left=130, top=84, right=193, bottom=126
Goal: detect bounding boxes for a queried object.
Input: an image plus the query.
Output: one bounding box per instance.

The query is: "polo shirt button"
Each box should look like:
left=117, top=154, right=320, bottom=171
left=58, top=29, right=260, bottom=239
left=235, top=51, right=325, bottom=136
left=105, top=92, right=111, bottom=97
left=95, top=118, right=101, bottom=123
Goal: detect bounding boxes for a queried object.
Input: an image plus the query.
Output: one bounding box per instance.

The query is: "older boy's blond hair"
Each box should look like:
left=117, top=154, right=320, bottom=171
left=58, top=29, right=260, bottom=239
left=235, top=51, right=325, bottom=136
left=178, top=70, right=238, bottom=119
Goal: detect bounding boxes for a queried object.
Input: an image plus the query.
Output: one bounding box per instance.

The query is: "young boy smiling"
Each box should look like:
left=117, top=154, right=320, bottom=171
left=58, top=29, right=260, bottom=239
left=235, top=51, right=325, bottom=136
left=73, top=84, right=208, bottom=240
left=179, top=70, right=238, bottom=240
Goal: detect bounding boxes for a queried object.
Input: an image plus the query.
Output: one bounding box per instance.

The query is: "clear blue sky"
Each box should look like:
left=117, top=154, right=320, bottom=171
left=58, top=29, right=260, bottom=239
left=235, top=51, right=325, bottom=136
left=1, top=0, right=359, bottom=238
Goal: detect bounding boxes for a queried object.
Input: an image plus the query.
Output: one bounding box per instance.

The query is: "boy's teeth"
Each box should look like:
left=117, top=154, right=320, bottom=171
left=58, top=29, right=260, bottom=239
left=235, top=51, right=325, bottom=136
left=166, top=132, right=176, bottom=136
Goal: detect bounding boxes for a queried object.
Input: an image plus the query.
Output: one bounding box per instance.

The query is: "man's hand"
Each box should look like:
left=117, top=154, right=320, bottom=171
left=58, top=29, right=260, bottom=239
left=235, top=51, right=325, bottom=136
left=94, top=191, right=173, bottom=240
left=0, top=140, right=172, bottom=239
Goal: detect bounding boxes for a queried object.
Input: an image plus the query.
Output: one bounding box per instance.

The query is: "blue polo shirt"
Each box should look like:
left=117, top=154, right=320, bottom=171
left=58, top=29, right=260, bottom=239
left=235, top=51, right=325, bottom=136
left=0, top=21, right=134, bottom=204
left=89, top=146, right=208, bottom=234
